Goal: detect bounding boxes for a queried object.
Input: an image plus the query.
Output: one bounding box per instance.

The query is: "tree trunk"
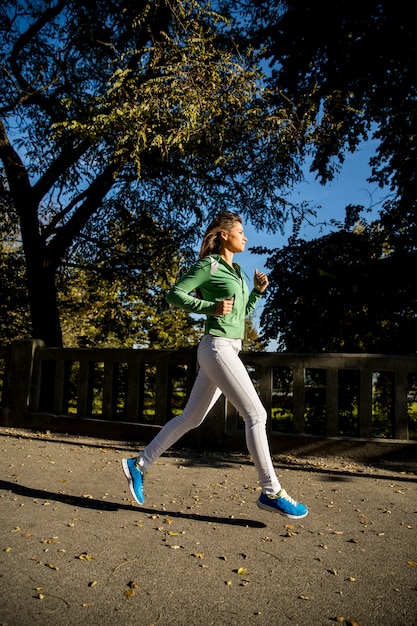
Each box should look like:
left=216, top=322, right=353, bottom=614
left=25, top=255, right=63, bottom=347
left=0, top=121, right=63, bottom=346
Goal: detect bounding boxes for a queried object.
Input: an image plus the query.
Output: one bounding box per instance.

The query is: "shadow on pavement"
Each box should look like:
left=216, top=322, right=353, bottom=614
left=0, top=479, right=267, bottom=528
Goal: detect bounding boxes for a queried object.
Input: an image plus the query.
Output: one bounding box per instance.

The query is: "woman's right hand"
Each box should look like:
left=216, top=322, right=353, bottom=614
left=214, top=297, right=234, bottom=316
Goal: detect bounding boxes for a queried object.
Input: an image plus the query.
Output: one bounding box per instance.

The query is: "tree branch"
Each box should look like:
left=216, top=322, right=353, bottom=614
left=45, top=157, right=123, bottom=263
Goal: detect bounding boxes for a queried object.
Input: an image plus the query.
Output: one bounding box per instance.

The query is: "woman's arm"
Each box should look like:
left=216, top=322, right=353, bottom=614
left=166, top=259, right=217, bottom=315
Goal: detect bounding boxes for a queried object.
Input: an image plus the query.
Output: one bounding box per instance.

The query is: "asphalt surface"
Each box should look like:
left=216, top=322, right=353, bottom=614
left=0, top=426, right=416, bottom=626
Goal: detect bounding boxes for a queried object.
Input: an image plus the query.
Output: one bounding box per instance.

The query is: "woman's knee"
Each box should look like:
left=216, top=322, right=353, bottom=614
left=243, top=406, right=267, bottom=427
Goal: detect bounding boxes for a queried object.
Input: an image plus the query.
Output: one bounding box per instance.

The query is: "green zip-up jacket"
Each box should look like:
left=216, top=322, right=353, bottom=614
left=166, top=255, right=263, bottom=339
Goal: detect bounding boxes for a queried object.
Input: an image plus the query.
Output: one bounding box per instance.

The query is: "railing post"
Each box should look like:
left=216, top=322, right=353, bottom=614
left=127, top=360, right=141, bottom=421
left=359, top=368, right=373, bottom=437
left=5, top=339, right=45, bottom=420
left=102, top=361, right=117, bottom=419
left=394, top=370, right=409, bottom=439
left=155, top=361, right=170, bottom=425
left=293, top=363, right=305, bottom=434
left=77, top=359, right=94, bottom=417
left=325, top=369, right=339, bottom=436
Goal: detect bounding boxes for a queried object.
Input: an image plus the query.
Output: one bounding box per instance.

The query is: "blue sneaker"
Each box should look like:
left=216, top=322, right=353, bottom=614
left=122, top=458, right=145, bottom=505
left=257, top=489, right=308, bottom=519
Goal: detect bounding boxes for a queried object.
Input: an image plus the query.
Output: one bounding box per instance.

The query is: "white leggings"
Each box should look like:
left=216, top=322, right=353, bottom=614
left=137, top=334, right=281, bottom=495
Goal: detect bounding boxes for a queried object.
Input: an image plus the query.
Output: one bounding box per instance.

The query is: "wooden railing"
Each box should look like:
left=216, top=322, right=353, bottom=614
left=1, top=340, right=417, bottom=450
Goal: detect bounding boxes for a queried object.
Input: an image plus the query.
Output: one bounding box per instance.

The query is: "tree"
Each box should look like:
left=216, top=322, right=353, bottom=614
left=243, top=317, right=265, bottom=351
left=0, top=243, right=31, bottom=342
left=239, top=0, right=417, bottom=199
left=0, top=174, right=31, bottom=341
left=58, top=212, right=202, bottom=348
left=225, top=0, right=417, bottom=351
left=260, top=214, right=417, bottom=353
left=0, top=0, right=307, bottom=346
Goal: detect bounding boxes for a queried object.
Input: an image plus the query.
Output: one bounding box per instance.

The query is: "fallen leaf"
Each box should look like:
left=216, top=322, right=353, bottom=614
left=78, top=553, right=94, bottom=560
left=88, top=581, right=98, bottom=587
left=46, top=563, right=59, bottom=570
left=10, top=527, right=21, bottom=533
left=407, top=560, right=417, bottom=567
left=299, top=595, right=310, bottom=600
left=225, top=580, right=232, bottom=586
left=4, top=547, right=12, bottom=553
left=192, top=553, right=204, bottom=559
left=237, top=567, right=247, bottom=575
left=124, top=589, right=135, bottom=597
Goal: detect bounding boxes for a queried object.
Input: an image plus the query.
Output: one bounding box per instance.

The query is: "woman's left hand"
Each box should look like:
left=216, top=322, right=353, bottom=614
left=254, top=269, right=269, bottom=293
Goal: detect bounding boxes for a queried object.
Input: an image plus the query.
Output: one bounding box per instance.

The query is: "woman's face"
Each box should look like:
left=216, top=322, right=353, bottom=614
left=222, top=221, right=247, bottom=253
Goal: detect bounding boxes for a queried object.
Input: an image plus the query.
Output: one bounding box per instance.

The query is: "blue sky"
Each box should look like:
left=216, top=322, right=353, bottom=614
left=240, top=137, right=385, bottom=273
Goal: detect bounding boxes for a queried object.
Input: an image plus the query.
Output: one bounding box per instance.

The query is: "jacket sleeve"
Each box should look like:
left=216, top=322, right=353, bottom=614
left=166, top=260, right=217, bottom=315
left=245, top=288, right=263, bottom=316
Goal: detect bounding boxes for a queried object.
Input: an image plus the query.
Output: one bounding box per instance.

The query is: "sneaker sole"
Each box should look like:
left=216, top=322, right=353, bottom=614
left=256, top=499, right=308, bottom=520
left=121, top=459, right=144, bottom=505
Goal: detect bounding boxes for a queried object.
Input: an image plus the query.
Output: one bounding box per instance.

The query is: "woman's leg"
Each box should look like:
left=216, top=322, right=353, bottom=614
left=123, top=334, right=307, bottom=517
left=136, top=366, right=222, bottom=473
left=197, top=335, right=281, bottom=495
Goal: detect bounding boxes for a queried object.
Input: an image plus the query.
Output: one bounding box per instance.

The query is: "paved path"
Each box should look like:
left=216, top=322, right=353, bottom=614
left=0, top=427, right=416, bottom=626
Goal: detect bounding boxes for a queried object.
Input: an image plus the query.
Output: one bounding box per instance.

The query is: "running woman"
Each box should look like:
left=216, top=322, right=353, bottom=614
left=122, top=212, right=308, bottom=520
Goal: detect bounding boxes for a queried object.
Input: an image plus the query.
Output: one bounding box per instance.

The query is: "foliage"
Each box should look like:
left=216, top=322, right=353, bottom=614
left=239, top=0, right=417, bottom=198
left=260, top=215, right=417, bottom=353
left=0, top=243, right=30, bottom=342
left=0, top=181, right=31, bottom=341
left=58, top=212, right=202, bottom=348
left=0, top=0, right=309, bottom=346
left=228, top=0, right=417, bottom=353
